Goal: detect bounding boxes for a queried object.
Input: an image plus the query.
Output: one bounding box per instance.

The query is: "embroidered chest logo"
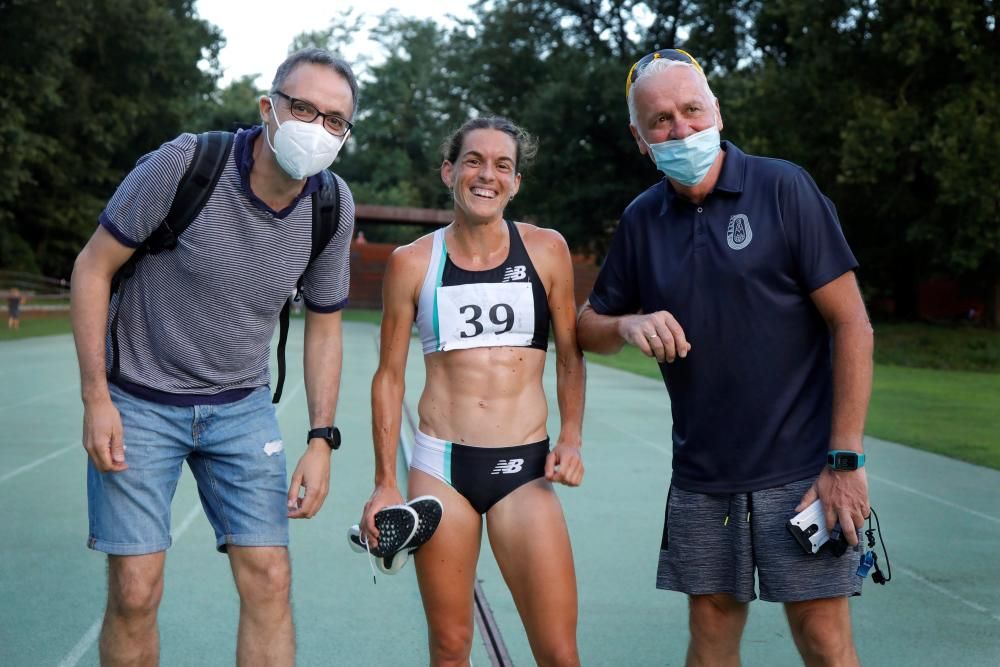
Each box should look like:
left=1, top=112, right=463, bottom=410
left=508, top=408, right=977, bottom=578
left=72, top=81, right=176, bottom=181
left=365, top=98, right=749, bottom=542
left=502, top=265, right=527, bottom=282
left=727, top=214, right=753, bottom=250
left=491, top=458, right=524, bottom=475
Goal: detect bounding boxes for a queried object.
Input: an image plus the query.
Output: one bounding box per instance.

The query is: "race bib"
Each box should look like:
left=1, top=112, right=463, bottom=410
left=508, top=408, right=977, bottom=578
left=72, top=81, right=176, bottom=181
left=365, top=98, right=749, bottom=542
left=435, top=282, right=534, bottom=351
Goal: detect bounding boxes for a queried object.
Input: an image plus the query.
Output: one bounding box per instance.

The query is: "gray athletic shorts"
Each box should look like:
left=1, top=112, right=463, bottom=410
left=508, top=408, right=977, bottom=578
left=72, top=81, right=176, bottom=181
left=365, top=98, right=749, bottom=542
left=656, top=475, right=864, bottom=603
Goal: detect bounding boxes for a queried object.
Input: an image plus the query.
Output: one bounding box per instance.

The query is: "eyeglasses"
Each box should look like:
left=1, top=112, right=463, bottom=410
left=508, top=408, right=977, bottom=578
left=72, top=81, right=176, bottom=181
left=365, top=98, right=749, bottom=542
left=625, top=48, right=704, bottom=100
left=272, top=91, right=354, bottom=137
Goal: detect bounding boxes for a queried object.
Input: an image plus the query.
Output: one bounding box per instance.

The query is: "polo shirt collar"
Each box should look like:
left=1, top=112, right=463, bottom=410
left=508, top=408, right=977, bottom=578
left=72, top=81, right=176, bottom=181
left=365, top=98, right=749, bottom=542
left=234, top=125, right=322, bottom=218
left=713, top=141, right=745, bottom=194
left=658, top=140, right=745, bottom=214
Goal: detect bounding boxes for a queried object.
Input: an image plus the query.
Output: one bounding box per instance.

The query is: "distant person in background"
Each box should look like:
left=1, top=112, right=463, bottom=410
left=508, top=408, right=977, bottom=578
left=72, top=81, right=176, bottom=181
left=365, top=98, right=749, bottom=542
left=577, top=49, right=873, bottom=666
left=7, top=287, right=23, bottom=329
left=362, top=116, right=586, bottom=666
left=69, top=48, right=356, bottom=666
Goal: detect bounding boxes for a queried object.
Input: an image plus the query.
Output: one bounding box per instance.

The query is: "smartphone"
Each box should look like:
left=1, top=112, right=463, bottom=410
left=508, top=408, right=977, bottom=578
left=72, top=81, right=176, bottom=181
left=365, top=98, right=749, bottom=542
left=787, top=499, right=846, bottom=555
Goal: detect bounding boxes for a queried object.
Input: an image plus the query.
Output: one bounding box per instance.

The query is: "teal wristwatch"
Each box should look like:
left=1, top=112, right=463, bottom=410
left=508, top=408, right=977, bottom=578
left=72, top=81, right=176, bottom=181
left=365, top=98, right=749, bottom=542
left=827, top=450, right=865, bottom=471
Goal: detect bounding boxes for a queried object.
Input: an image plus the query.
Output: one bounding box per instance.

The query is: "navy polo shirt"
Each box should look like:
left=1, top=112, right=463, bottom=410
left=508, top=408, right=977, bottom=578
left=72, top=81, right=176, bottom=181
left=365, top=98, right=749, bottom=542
left=589, top=142, right=858, bottom=494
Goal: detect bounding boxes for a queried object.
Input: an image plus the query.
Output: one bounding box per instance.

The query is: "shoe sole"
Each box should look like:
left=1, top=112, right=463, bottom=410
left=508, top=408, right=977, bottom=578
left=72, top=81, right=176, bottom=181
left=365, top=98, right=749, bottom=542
left=346, top=505, right=417, bottom=557
left=347, top=505, right=418, bottom=575
left=404, top=495, right=444, bottom=553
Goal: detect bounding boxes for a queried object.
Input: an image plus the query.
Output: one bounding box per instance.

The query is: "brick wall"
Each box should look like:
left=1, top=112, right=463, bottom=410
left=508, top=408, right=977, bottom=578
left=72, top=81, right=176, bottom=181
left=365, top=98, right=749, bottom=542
left=348, top=242, right=395, bottom=310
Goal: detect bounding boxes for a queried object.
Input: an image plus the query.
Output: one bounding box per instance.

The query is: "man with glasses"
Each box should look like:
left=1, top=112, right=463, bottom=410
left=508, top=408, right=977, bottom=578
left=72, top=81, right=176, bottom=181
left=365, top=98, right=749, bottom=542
left=578, top=49, right=872, bottom=665
left=70, top=48, right=356, bottom=666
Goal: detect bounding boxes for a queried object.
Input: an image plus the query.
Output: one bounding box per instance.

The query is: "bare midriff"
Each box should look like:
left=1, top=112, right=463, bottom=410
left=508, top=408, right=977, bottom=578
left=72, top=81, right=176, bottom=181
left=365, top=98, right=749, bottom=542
left=418, top=345, right=548, bottom=447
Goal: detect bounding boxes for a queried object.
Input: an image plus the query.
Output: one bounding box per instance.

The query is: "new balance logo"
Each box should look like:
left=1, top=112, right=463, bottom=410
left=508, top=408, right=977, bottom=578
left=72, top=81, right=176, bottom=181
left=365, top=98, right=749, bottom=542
left=502, top=265, right=527, bottom=282
left=491, top=458, right=524, bottom=475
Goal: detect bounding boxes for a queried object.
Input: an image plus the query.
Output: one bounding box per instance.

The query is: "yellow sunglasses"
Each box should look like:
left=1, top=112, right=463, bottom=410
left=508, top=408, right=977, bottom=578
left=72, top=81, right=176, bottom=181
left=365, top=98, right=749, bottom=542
left=625, top=48, right=704, bottom=100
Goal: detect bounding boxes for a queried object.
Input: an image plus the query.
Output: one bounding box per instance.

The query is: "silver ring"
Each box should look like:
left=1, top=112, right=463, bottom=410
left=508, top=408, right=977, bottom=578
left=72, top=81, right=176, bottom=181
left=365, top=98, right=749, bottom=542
left=648, top=333, right=658, bottom=339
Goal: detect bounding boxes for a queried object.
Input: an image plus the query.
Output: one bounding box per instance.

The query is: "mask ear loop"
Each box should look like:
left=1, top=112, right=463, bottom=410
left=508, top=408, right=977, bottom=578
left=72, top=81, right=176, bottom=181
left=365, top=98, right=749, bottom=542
left=262, top=96, right=282, bottom=153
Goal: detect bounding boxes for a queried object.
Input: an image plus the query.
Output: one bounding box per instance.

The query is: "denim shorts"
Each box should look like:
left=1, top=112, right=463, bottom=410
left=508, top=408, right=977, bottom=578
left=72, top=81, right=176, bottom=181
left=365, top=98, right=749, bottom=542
left=656, top=475, right=864, bottom=603
left=87, top=384, right=289, bottom=555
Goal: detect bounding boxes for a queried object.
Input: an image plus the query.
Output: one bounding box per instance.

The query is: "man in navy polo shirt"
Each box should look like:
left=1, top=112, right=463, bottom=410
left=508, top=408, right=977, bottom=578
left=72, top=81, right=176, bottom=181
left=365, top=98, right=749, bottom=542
left=70, top=48, right=356, bottom=665
left=578, top=49, right=873, bottom=665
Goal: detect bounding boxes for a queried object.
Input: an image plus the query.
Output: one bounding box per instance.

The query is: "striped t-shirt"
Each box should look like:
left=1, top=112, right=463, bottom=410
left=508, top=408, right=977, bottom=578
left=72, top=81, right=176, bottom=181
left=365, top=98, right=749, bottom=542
left=99, top=126, right=354, bottom=405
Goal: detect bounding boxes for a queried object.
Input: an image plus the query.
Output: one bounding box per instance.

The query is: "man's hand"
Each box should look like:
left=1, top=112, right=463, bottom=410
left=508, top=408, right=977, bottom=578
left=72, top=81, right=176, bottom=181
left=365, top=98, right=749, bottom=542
left=360, top=483, right=405, bottom=551
left=617, top=311, right=691, bottom=363
left=795, top=467, right=869, bottom=546
left=287, top=442, right=331, bottom=519
left=545, top=443, right=584, bottom=487
left=82, top=398, right=127, bottom=472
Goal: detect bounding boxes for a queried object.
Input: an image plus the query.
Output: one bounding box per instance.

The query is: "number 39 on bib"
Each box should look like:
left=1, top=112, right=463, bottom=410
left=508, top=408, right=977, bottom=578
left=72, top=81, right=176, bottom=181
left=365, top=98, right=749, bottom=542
left=435, top=282, right=534, bottom=352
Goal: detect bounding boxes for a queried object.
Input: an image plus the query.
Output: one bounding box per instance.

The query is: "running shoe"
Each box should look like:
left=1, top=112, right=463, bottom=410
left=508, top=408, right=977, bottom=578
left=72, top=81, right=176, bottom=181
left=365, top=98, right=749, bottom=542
left=347, top=504, right=418, bottom=575
left=404, top=495, right=443, bottom=553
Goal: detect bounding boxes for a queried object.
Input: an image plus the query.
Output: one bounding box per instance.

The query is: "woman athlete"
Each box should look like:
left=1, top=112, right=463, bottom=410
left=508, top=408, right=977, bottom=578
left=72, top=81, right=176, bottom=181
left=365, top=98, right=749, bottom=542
left=361, top=116, right=585, bottom=667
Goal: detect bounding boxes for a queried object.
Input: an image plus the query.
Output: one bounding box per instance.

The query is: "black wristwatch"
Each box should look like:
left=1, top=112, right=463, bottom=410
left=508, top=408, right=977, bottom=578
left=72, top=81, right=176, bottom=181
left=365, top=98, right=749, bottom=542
left=827, top=450, right=865, bottom=471
left=307, top=426, right=341, bottom=450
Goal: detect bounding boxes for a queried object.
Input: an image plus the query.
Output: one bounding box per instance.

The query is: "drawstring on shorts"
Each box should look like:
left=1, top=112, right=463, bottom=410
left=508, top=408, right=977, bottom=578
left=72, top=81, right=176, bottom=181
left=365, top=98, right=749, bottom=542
left=723, top=492, right=753, bottom=526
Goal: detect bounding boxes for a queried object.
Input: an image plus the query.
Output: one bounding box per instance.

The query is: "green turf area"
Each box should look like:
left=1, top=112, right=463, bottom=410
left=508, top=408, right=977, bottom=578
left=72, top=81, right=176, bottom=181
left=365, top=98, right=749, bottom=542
left=288, top=307, right=382, bottom=324
left=868, top=364, right=1000, bottom=469
left=585, top=344, right=662, bottom=381
left=873, top=322, right=1000, bottom=372
left=0, top=315, right=72, bottom=341
left=339, top=308, right=383, bottom=326
left=0, top=308, right=383, bottom=343
left=584, top=341, right=1000, bottom=471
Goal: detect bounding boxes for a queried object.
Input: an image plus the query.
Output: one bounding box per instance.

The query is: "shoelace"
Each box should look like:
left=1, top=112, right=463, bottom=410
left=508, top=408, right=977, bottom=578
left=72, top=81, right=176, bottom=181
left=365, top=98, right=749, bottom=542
left=358, top=531, right=378, bottom=585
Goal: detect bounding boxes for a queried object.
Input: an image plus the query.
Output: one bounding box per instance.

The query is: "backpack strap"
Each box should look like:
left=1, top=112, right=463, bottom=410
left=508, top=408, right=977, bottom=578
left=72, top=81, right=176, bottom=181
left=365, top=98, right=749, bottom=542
left=146, top=131, right=234, bottom=254
left=309, top=169, right=342, bottom=264
left=272, top=170, right=342, bottom=403
left=108, top=131, right=235, bottom=383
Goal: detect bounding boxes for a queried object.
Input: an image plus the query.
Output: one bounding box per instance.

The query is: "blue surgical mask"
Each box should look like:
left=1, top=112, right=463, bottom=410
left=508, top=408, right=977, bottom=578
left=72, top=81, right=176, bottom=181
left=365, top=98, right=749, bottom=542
left=644, top=125, right=721, bottom=186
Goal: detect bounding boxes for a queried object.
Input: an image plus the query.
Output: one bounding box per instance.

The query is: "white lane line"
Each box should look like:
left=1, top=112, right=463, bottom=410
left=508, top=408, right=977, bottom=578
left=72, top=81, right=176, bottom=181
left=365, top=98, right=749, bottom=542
left=583, top=428, right=1000, bottom=526
left=173, top=503, right=204, bottom=539
left=869, top=474, right=1000, bottom=526
left=586, top=422, right=1000, bottom=622
left=899, top=565, right=1000, bottom=623
left=0, top=385, right=76, bottom=411
left=57, top=503, right=206, bottom=667
left=8, top=382, right=302, bottom=490
left=57, top=619, right=101, bottom=667
left=274, top=383, right=302, bottom=417
left=58, top=381, right=305, bottom=667
left=594, top=416, right=672, bottom=456
left=0, top=444, right=76, bottom=484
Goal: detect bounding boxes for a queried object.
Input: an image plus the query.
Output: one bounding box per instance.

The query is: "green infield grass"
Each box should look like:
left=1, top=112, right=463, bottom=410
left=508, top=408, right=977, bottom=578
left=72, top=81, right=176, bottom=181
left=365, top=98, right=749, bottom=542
left=585, top=333, right=1000, bottom=470
left=0, top=314, right=73, bottom=341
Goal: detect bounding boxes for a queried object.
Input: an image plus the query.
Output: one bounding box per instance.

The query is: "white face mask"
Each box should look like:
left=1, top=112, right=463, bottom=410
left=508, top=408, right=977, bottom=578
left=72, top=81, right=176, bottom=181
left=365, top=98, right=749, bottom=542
left=265, top=99, right=348, bottom=180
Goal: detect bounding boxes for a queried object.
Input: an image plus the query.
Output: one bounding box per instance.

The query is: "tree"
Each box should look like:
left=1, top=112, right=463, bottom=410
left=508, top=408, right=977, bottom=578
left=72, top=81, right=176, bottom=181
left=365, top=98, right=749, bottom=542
left=331, top=1, right=661, bottom=251
left=288, top=9, right=364, bottom=59
left=334, top=11, right=472, bottom=211
left=0, top=0, right=222, bottom=277
left=7, top=0, right=994, bottom=322
left=724, top=0, right=1000, bottom=322
left=190, top=74, right=265, bottom=133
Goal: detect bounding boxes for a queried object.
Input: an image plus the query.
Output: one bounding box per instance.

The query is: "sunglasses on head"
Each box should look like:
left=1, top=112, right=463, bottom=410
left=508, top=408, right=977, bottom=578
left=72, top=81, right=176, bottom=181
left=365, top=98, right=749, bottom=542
left=625, top=48, right=704, bottom=100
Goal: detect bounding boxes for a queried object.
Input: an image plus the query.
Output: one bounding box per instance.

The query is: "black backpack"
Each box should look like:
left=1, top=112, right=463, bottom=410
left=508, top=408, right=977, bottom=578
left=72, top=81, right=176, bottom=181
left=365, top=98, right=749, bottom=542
left=109, top=130, right=342, bottom=403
